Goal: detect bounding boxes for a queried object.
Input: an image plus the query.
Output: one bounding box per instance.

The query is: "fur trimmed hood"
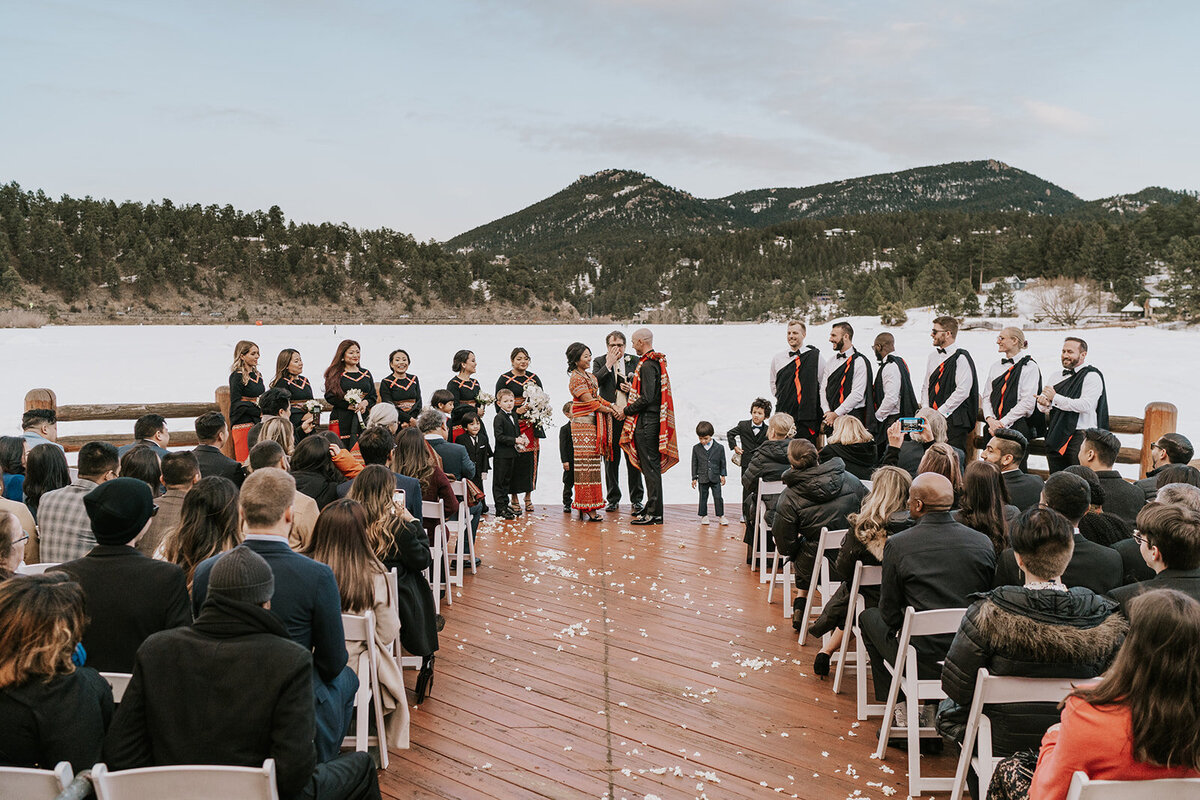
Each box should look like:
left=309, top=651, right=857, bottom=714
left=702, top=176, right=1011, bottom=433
left=973, top=586, right=1127, bottom=664
left=854, top=522, right=888, bottom=561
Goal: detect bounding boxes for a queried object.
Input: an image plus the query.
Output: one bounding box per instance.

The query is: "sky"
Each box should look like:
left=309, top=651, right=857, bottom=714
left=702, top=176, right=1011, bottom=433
left=2, top=1, right=1197, bottom=241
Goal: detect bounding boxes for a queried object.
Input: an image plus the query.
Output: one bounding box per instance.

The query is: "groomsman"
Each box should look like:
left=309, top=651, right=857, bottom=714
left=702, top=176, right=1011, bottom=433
left=923, top=316, right=979, bottom=453
left=982, top=327, right=1041, bottom=470
left=594, top=330, right=644, bottom=514
left=871, top=332, right=918, bottom=455
left=769, top=320, right=824, bottom=443
left=820, top=321, right=874, bottom=430
left=1038, top=336, right=1108, bottom=473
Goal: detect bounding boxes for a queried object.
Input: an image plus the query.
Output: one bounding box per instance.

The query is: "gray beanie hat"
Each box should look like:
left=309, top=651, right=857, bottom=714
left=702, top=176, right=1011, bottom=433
left=209, top=546, right=275, bottom=605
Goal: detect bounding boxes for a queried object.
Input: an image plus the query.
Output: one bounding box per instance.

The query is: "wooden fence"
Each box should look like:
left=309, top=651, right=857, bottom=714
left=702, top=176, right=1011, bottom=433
left=23, top=387, right=1178, bottom=479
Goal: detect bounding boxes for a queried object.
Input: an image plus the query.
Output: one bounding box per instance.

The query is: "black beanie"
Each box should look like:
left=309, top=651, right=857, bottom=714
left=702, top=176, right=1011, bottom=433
left=209, top=546, right=275, bottom=605
left=84, top=477, right=156, bottom=546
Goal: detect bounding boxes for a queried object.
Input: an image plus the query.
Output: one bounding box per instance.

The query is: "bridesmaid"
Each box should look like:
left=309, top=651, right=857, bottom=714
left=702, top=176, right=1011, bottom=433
left=379, top=348, right=422, bottom=428
left=566, top=342, right=620, bottom=521
left=447, top=348, right=493, bottom=476
left=496, top=347, right=545, bottom=514
left=271, top=348, right=318, bottom=442
left=323, top=339, right=377, bottom=447
left=228, top=340, right=264, bottom=461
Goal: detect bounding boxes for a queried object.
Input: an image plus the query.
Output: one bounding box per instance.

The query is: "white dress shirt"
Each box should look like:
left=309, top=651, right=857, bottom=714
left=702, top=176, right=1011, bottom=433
left=819, top=348, right=867, bottom=415
left=875, top=358, right=902, bottom=421
left=982, top=356, right=1040, bottom=427
left=769, top=345, right=824, bottom=397
left=1037, top=367, right=1103, bottom=431
left=923, top=344, right=973, bottom=418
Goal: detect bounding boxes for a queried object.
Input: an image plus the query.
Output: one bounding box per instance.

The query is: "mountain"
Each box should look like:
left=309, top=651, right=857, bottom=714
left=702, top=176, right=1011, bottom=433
left=1083, top=186, right=1199, bottom=217
left=448, top=160, right=1084, bottom=254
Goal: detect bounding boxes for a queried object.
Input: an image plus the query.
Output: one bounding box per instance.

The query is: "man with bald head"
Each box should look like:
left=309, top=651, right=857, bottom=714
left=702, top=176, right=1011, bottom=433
left=859, top=472, right=996, bottom=704
left=871, top=332, right=918, bottom=457
left=620, top=328, right=680, bottom=525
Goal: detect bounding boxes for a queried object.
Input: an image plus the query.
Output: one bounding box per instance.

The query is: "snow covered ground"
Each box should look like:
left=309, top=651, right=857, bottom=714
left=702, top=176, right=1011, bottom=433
left=3, top=310, right=1193, bottom=507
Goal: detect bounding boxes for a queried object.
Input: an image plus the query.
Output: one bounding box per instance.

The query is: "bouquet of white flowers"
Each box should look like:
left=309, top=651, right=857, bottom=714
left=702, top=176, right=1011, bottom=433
left=304, top=399, right=323, bottom=418
left=343, top=388, right=366, bottom=425
left=476, top=391, right=495, bottom=408
left=522, top=386, right=554, bottom=430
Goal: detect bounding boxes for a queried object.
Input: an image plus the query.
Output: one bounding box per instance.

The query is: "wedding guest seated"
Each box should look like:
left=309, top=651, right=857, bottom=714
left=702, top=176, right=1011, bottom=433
left=772, top=438, right=866, bottom=608
left=1114, top=482, right=1200, bottom=585
left=417, top=408, right=482, bottom=537
left=258, top=387, right=293, bottom=422
left=741, top=412, right=795, bottom=564
left=38, top=442, right=118, bottom=563
left=119, top=444, right=163, bottom=498
left=819, top=415, right=878, bottom=481
left=938, top=508, right=1126, bottom=796
left=1108, top=502, right=1200, bottom=611
left=21, top=407, right=63, bottom=452
left=192, top=411, right=245, bottom=486
left=393, top=427, right=458, bottom=544
left=138, top=451, right=198, bottom=557
left=0, top=436, right=26, bottom=501
left=104, top=546, right=381, bottom=800
left=0, top=498, right=34, bottom=569
left=192, top=469, right=357, bottom=764
left=50, top=477, right=191, bottom=673
left=0, top=573, right=114, bottom=772
left=954, top=460, right=1018, bottom=557
left=23, top=442, right=70, bottom=522
left=1065, top=465, right=1133, bottom=547
left=0, top=512, right=26, bottom=581
left=1078, top=428, right=1145, bottom=524
left=806, top=465, right=912, bottom=672
left=303, top=498, right=408, bottom=744
left=882, top=408, right=965, bottom=478
left=156, top=475, right=241, bottom=588
left=117, top=414, right=170, bottom=459
left=859, top=473, right=996, bottom=707
left=290, top=435, right=348, bottom=510
left=981, top=428, right=1043, bottom=512
left=1154, top=463, right=1200, bottom=488
left=248, top=441, right=318, bottom=550
left=1136, top=432, right=1193, bottom=499
left=334, top=426, right=423, bottom=520
left=993, top=472, right=1123, bottom=595
left=990, top=590, right=1200, bottom=799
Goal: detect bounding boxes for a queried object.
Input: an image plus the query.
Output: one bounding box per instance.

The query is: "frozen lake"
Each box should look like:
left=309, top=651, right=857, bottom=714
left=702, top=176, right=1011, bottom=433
left=4, top=312, right=1194, bottom=506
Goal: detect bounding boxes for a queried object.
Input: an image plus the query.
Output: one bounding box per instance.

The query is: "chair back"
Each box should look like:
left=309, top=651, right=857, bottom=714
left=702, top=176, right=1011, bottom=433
left=1065, top=771, right=1200, bottom=800
left=17, top=561, right=60, bottom=575
left=101, top=672, right=133, bottom=703
left=0, top=762, right=73, bottom=798
left=92, top=759, right=279, bottom=800
left=422, top=499, right=446, bottom=527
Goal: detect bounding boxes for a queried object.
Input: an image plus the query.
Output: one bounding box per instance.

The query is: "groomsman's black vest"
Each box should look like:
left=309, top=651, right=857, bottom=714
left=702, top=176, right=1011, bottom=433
left=775, top=346, right=821, bottom=422
left=928, top=348, right=980, bottom=430
left=1044, top=365, right=1109, bottom=454
left=873, top=354, right=919, bottom=423
left=824, top=350, right=876, bottom=425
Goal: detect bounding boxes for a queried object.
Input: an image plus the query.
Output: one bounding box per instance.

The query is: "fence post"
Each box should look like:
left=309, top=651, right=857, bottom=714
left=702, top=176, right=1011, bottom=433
left=23, top=388, right=57, bottom=415
left=215, top=386, right=236, bottom=458
left=1140, top=402, right=1177, bottom=478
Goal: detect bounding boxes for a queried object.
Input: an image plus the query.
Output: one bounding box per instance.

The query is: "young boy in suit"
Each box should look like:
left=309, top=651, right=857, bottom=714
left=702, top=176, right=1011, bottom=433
left=492, top=389, right=523, bottom=519
left=559, top=402, right=574, bottom=513
left=691, top=421, right=728, bottom=525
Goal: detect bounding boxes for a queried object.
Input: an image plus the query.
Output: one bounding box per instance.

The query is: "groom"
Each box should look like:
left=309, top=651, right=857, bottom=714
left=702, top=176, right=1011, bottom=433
left=621, top=328, right=679, bottom=525
left=594, top=330, right=644, bottom=515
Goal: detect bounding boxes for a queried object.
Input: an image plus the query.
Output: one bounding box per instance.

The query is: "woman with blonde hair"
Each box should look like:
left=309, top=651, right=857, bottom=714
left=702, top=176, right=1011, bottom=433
left=258, top=415, right=296, bottom=456
left=918, top=441, right=964, bottom=500
left=982, top=327, right=1040, bottom=463
left=0, top=573, right=115, bottom=770
left=806, top=465, right=912, bottom=676
left=883, top=406, right=964, bottom=477
left=228, top=340, right=264, bottom=461
left=819, top=414, right=877, bottom=480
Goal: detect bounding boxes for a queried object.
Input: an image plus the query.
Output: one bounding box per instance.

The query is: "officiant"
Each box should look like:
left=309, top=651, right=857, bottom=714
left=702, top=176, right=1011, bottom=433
left=594, top=330, right=644, bottom=515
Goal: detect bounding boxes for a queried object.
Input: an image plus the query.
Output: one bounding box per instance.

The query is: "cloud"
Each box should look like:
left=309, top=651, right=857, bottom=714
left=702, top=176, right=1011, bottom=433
left=1022, top=100, right=1099, bottom=136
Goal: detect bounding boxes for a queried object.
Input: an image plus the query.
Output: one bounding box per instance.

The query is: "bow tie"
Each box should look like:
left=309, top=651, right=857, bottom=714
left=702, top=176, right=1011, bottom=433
left=1001, top=358, right=1014, bottom=364
left=837, top=352, right=848, bottom=360
left=937, top=348, right=947, bottom=354
left=1063, top=368, right=1076, bottom=376
left=789, top=350, right=803, bottom=358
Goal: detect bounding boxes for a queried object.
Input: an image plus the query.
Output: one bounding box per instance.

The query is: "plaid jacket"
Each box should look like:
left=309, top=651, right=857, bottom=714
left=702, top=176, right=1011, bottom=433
left=37, top=478, right=100, bottom=564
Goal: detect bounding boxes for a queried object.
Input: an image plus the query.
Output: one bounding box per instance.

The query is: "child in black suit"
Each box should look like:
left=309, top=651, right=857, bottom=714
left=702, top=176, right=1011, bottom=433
left=453, top=410, right=492, bottom=514
left=559, top=402, right=574, bottom=513
left=492, top=389, right=523, bottom=519
left=691, top=420, right=728, bottom=525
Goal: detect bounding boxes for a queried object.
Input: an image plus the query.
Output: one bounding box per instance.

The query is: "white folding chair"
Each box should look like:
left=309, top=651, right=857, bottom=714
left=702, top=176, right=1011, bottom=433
left=832, top=562, right=885, bottom=724
left=950, top=669, right=1077, bottom=800
left=795, top=527, right=848, bottom=645
left=92, top=759, right=279, bottom=800
left=859, top=479, right=872, bottom=491
left=101, top=672, right=133, bottom=703
left=341, top=611, right=394, bottom=765
left=0, top=761, right=73, bottom=798
left=17, top=561, right=60, bottom=575
left=1065, top=771, right=1200, bottom=799
left=873, top=606, right=969, bottom=798
left=752, top=479, right=784, bottom=580
left=447, top=479, right=478, bottom=582
left=421, top=499, right=449, bottom=612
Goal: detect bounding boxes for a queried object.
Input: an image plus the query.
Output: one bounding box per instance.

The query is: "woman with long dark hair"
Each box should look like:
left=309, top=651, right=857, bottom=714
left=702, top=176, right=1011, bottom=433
left=0, top=573, right=115, bottom=771
left=290, top=435, right=347, bottom=510
left=566, top=342, right=619, bottom=521
left=270, top=348, right=317, bottom=442
left=496, top=346, right=544, bottom=513
left=323, top=339, right=377, bottom=447
left=156, top=476, right=240, bottom=588
left=119, top=444, right=163, bottom=496
left=0, top=436, right=26, bottom=501
left=955, top=460, right=1013, bottom=556
left=228, top=340, right=264, bottom=461
left=23, top=443, right=70, bottom=520
left=379, top=348, right=422, bottom=429
left=392, top=427, right=458, bottom=542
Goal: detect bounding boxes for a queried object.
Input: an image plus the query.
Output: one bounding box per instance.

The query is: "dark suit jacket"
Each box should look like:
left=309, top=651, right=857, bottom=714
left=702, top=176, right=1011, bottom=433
left=1113, top=536, right=1156, bottom=584
left=624, top=357, right=661, bottom=432
left=593, top=352, right=640, bottom=403
left=335, top=468, right=422, bottom=520
left=492, top=410, right=521, bottom=459
left=994, top=532, right=1124, bottom=595
left=879, top=511, right=997, bottom=661
left=691, top=442, right=727, bottom=484
left=192, top=537, right=347, bottom=684
left=559, top=425, right=574, bottom=464
left=1095, top=469, right=1146, bottom=524
left=726, top=420, right=768, bottom=465
left=1002, top=469, right=1044, bottom=512
left=51, top=546, right=191, bottom=673
left=428, top=436, right=475, bottom=481
left=1108, top=568, right=1200, bottom=613
left=192, top=444, right=244, bottom=487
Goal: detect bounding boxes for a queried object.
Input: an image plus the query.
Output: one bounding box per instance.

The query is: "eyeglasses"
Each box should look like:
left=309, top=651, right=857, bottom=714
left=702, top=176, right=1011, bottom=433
left=931, top=328, right=947, bottom=334
left=13, top=534, right=29, bottom=545
left=1150, top=442, right=1164, bottom=452
left=1132, top=531, right=1149, bottom=546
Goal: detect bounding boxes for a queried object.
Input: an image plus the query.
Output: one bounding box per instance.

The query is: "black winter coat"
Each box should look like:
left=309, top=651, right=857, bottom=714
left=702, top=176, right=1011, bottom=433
left=740, top=438, right=793, bottom=545
left=938, top=585, right=1126, bottom=756
left=819, top=441, right=877, bottom=481
left=771, top=458, right=867, bottom=560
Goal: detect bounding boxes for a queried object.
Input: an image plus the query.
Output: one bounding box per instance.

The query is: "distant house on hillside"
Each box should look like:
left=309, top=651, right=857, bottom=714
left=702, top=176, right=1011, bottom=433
left=980, top=275, right=1028, bottom=292
left=1120, top=297, right=1167, bottom=319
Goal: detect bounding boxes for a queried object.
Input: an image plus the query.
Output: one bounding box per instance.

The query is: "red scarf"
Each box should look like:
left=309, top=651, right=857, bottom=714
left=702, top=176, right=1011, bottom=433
left=620, top=351, right=679, bottom=473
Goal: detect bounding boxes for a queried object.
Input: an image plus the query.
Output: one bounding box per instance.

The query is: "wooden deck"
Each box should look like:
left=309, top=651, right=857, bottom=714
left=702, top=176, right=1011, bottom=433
left=381, top=505, right=954, bottom=800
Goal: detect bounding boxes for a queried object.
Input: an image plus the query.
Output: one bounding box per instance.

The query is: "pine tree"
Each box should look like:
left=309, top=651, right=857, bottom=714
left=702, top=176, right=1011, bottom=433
left=958, top=279, right=981, bottom=316
left=986, top=280, right=1016, bottom=317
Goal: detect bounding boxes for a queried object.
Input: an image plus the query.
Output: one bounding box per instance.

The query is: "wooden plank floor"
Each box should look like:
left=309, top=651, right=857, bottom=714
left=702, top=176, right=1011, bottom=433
left=380, top=505, right=955, bottom=800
